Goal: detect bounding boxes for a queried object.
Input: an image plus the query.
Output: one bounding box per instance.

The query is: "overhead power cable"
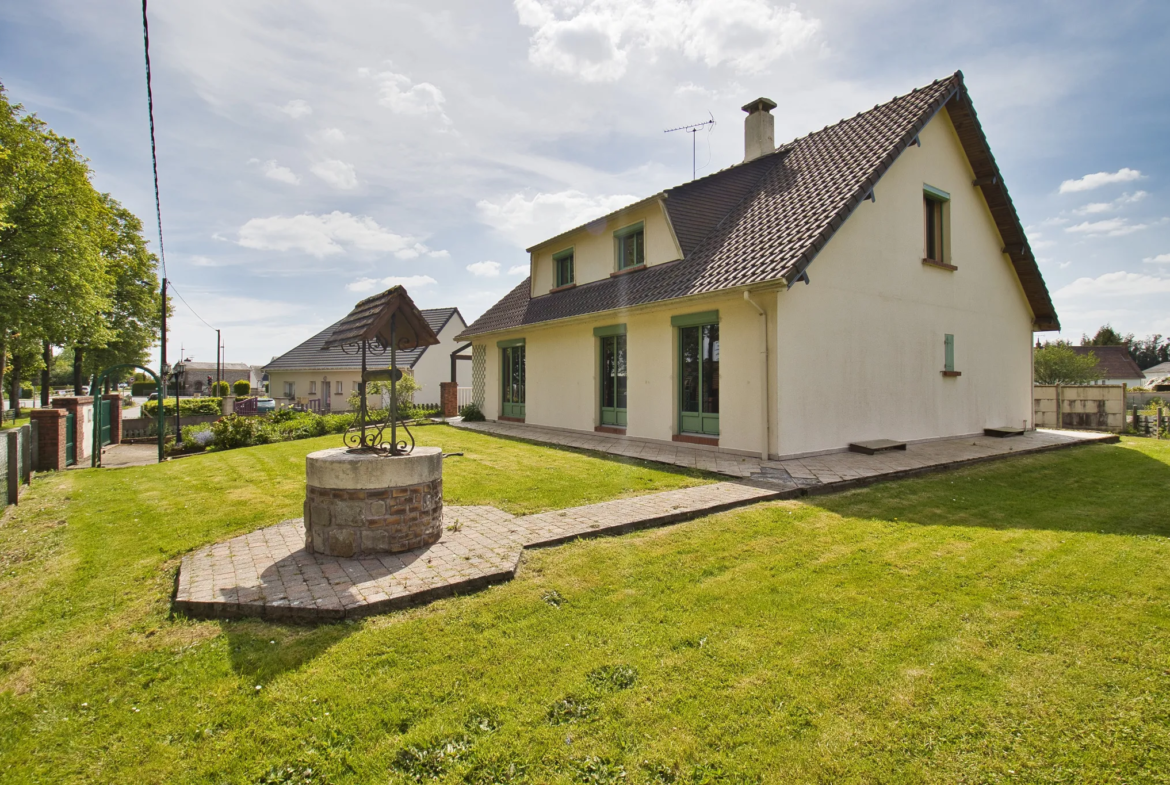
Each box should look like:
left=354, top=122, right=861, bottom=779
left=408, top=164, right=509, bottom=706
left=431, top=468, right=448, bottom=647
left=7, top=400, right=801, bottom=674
left=167, top=282, right=216, bottom=331
left=142, top=0, right=167, bottom=279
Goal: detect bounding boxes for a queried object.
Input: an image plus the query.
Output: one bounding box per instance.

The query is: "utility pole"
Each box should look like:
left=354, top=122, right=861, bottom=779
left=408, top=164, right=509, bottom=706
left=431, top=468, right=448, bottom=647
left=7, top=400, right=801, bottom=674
left=216, top=328, right=221, bottom=392
left=160, top=278, right=167, bottom=375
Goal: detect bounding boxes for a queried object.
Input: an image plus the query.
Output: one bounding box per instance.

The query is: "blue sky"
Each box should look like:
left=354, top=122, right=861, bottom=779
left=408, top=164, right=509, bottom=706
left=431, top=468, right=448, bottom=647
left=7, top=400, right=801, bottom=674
left=2, top=0, right=1167, bottom=365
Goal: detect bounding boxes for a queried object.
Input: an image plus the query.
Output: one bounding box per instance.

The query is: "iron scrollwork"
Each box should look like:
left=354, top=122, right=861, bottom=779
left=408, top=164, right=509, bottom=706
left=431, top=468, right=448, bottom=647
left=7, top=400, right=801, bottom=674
left=343, top=314, right=416, bottom=456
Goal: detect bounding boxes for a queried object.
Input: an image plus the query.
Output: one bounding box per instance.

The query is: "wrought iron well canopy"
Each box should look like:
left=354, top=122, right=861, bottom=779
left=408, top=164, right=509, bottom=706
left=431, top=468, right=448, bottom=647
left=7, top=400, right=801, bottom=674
left=322, top=286, right=440, bottom=455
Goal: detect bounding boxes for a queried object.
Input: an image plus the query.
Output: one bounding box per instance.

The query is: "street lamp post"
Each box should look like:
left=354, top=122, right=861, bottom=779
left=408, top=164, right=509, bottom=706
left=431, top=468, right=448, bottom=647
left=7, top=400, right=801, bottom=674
left=173, top=360, right=185, bottom=445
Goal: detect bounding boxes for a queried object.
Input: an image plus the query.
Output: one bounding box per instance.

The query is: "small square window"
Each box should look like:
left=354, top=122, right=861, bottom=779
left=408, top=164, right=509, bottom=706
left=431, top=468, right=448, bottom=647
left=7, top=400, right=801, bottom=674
left=554, top=248, right=574, bottom=287
left=615, top=223, right=645, bottom=270
left=309, top=381, right=316, bottom=394
left=336, top=381, right=343, bottom=394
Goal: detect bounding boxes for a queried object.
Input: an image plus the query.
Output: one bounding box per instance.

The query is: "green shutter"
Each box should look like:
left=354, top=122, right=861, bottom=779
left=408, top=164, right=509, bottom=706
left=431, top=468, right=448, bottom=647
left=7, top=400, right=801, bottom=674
left=944, top=334, right=955, bottom=372
left=671, top=310, right=719, bottom=328
left=592, top=324, right=627, bottom=337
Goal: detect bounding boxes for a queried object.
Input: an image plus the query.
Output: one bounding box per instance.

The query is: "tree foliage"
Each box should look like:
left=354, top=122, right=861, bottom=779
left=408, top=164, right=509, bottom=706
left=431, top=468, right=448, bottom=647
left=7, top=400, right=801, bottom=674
left=1034, top=343, right=1104, bottom=385
left=1082, top=324, right=1170, bottom=370
left=0, top=82, right=163, bottom=406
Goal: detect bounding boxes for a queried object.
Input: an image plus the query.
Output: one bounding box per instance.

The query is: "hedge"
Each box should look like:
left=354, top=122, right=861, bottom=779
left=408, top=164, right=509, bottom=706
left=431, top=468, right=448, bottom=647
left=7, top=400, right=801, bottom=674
left=232, top=379, right=252, bottom=396
left=131, top=381, right=160, bottom=396
left=142, top=397, right=223, bottom=417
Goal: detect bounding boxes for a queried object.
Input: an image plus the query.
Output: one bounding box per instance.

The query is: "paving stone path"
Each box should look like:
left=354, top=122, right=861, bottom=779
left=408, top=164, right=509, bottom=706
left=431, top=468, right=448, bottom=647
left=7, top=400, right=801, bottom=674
left=174, top=427, right=1116, bottom=622
left=174, top=483, right=777, bottom=621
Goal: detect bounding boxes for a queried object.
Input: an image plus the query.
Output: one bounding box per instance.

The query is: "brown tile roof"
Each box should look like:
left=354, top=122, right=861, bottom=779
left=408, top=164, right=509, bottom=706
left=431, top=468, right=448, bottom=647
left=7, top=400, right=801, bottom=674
left=459, top=71, right=1057, bottom=339
left=1070, top=346, right=1145, bottom=380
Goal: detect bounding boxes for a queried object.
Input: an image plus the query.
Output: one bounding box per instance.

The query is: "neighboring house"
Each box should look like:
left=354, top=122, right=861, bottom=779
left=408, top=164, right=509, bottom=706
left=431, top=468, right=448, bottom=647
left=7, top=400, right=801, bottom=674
left=264, top=308, right=469, bottom=411
left=1142, top=361, right=1170, bottom=386
left=1069, top=346, right=1146, bottom=386
left=457, top=72, right=1060, bottom=459
left=179, top=362, right=259, bottom=396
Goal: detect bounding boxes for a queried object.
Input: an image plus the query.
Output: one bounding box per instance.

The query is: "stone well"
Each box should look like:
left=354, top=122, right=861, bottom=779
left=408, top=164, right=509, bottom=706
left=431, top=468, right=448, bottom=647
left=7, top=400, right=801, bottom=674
left=304, top=446, right=443, bottom=557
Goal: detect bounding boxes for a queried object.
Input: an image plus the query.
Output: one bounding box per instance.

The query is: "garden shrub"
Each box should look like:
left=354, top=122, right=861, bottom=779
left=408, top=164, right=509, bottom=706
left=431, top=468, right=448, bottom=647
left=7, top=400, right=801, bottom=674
left=459, top=402, right=486, bottom=422
left=210, top=414, right=261, bottom=449
left=209, top=380, right=230, bottom=396
left=180, top=423, right=215, bottom=450
left=232, top=379, right=251, bottom=396
left=130, top=381, right=158, bottom=396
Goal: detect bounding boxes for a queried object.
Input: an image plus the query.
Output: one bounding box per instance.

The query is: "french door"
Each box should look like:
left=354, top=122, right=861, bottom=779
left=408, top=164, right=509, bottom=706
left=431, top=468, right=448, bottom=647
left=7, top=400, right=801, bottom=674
left=679, top=323, right=719, bottom=436
left=501, top=344, right=526, bottom=419
left=599, top=334, right=627, bottom=427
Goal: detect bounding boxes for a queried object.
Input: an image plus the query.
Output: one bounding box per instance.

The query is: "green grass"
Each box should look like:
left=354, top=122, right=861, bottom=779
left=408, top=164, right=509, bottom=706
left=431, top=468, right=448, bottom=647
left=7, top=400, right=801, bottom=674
left=1, top=432, right=1169, bottom=783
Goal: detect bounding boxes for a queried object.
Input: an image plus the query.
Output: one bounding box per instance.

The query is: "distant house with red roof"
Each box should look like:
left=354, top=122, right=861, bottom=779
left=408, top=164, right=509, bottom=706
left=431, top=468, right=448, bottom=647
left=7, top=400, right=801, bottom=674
left=1070, top=346, right=1146, bottom=386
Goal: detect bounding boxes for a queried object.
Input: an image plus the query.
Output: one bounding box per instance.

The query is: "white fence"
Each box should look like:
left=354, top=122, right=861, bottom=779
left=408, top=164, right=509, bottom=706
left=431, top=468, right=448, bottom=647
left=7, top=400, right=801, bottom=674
left=457, top=387, right=474, bottom=408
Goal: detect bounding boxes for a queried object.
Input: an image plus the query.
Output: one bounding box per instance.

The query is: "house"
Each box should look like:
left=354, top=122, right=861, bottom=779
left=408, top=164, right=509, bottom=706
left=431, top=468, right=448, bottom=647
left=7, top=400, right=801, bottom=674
left=264, top=308, right=469, bottom=411
left=456, top=71, right=1059, bottom=459
left=1068, top=346, right=1146, bottom=387
left=1142, top=361, right=1170, bottom=387
left=178, top=362, right=260, bottom=396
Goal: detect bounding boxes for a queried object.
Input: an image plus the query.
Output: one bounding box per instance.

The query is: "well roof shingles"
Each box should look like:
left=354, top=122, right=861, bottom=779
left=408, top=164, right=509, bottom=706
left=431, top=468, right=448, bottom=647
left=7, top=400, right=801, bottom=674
left=263, top=308, right=458, bottom=372
left=459, top=72, right=1058, bottom=339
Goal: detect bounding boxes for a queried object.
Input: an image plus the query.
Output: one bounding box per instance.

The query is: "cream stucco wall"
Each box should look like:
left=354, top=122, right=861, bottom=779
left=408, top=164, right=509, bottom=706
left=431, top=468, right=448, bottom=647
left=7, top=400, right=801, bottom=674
left=529, top=200, right=682, bottom=296
left=770, top=106, right=1034, bottom=456
left=473, top=106, right=1038, bottom=459
left=477, top=290, right=772, bottom=455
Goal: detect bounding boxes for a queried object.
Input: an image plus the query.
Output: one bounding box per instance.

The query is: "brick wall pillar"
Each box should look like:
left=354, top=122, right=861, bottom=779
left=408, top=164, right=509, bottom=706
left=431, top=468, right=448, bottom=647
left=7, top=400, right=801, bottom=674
left=440, top=382, right=459, bottom=418
left=30, top=409, right=66, bottom=471
left=51, top=396, right=93, bottom=463
left=103, top=393, right=123, bottom=444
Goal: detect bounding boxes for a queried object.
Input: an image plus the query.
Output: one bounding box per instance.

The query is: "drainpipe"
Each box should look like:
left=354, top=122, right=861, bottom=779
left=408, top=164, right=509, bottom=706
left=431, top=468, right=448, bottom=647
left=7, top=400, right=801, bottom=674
left=743, top=291, right=769, bottom=460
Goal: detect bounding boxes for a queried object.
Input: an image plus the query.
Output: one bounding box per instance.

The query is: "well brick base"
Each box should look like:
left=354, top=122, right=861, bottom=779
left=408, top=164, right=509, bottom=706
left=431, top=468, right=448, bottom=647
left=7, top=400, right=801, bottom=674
left=304, top=478, right=443, bottom=557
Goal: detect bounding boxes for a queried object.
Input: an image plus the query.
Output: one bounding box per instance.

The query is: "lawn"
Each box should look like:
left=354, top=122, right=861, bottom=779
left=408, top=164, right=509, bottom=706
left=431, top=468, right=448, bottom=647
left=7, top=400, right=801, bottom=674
left=1, top=431, right=1169, bottom=783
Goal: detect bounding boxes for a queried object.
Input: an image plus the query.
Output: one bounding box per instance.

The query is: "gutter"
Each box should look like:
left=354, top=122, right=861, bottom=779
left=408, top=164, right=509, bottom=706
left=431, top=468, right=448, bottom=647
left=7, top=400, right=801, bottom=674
left=743, top=290, right=770, bottom=460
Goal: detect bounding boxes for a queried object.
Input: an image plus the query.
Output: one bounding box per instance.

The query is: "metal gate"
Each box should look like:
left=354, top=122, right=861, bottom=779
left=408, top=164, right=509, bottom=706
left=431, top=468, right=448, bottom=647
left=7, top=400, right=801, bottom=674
left=65, top=412, right=77, bottom=466
left=100, top=399, right=112, bottom=446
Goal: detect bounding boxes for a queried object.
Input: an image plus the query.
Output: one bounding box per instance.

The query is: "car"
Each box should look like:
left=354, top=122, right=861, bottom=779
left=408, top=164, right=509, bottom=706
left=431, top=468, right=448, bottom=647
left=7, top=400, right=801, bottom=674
left=256, top=397, right=276, bottom=414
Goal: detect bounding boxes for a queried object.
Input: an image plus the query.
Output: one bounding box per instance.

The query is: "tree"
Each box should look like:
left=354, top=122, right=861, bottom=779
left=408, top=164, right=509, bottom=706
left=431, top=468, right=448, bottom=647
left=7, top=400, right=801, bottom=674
left=1081, top=324, right=1170, bottom=370
left=1034, top=344, right=1103, bottom=384
left=1082, top=324, right=1130, bottom=346
left=0, top=82, right=113, bottom=407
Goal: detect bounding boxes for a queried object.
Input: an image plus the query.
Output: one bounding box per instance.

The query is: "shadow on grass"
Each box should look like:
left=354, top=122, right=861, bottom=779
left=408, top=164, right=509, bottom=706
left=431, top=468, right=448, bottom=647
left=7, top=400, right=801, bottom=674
left=220, top=619, right=356, bottom=684
left=812, top=441, right=1170, bottom=538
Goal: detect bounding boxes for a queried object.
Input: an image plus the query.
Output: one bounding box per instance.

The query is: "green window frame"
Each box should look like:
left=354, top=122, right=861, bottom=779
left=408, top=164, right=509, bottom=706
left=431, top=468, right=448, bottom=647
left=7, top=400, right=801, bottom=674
left=498, top=339, right=526, bottom=418
left=944, top=333, right=955, bottom=372
left=676, top=313, right=720, bottom=437
left=554, top=248, right=574, bottom=288
left=614, top=222, right=645, bottom=270
left=924, top=185, right=950, bottom=265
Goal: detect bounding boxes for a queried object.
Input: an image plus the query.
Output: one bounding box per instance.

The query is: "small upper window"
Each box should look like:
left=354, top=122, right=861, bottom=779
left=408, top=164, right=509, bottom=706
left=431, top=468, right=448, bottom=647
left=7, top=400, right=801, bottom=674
left=923, top=185, right=950, bottom=266
left=615, top=222, right=645, bottom=270
left=554, top=248, right=574, bottom=288
left=336, top=381, right=343, bottom=394
left=309, top=381, right=316, bottom=394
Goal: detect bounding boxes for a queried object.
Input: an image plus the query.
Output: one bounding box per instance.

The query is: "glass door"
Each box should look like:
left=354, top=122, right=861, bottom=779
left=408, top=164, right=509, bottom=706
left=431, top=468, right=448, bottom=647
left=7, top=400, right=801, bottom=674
left=600, top=334, right=627, bottom=427
left=679, top=323, right=719, bottom=436
left=501, top=344, right=526, bottom=419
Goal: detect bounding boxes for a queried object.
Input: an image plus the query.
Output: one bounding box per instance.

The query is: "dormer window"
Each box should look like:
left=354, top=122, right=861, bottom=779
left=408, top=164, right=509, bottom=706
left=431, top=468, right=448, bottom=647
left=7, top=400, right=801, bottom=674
left=923, top=185, right=951, bottom=268
left=554, top=248, right=574, bottom=288
left=615, top=222, right=645, bottom=270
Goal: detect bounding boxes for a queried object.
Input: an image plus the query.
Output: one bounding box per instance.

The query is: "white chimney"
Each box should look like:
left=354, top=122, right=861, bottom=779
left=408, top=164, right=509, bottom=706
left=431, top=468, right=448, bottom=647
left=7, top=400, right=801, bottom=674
left=742, top=97, right=777, bottom=162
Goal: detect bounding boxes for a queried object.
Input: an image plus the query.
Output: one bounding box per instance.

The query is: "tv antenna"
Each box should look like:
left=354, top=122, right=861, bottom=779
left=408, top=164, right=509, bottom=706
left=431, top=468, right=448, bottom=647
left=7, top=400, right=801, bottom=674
left=665, top=112, right=715, bottom=180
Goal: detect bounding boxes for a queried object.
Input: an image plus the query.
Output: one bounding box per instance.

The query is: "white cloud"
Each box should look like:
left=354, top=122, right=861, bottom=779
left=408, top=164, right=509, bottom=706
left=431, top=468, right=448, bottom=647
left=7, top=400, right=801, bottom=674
left=346, top=274, right=438, bottom=293
left=367, top=69, right=449, bottom=119
left=1058, top=167, right=1144, bottom=193
left=260, top=159, right=300, bottom=184
left=1071, top=191, right=1147, bottom=215
left=310, top=159, right=358, bottom=189
left=1054, top=271, right=1170, bottom=300
left=1144, top=254, right=1170, bottom=264
left=514, top=0, right=821, bottom=82
left=237, top=211, right=440, bottom=259
left=467, top=261, right=501, bottom=277
left=477, top=189, right=638, bottom=247
left=311, top=127, right=347, bottom=144
left=508, top=264, right=529, bottom=275
left=279, top=99, right=313, bottom=118
left=1065, top=218, right=1152, bottom=237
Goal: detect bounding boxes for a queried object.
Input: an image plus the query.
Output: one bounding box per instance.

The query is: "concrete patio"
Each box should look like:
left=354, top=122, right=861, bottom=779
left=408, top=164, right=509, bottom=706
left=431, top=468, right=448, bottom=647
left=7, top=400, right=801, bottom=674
left=453, top=421, right=1118, bottom=493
